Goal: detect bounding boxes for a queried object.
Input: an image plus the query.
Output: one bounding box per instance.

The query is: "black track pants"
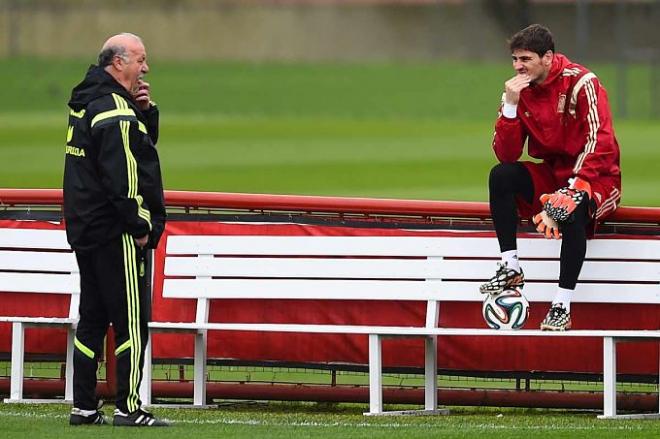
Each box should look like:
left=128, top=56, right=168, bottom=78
left=73, top=234, right=150, bottom=413
left=488, top=162, right=590, bottom=290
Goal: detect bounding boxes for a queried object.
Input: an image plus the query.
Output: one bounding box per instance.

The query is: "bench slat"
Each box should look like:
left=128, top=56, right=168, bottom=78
left=0, top=272, right=80, bottom=294
left=423, top=281, right=660, bottom=304
left=162, top=278, right=660, bottom=303
left=164, top=279, right=443, bottom=300
left=166, top=236, right=660, bottom=260
left=166, top=236, right=496, bottom=256
left=0, top=317, right=76, bottom=325
left=148, top=321, right=660, bottom=339
left=0, top=229, right=70, bottom=250
left=0, top=251, right=78, bottom=273
left=166, top=257, right=444, bottom=279
left=164, top=257, right=660, bottom=282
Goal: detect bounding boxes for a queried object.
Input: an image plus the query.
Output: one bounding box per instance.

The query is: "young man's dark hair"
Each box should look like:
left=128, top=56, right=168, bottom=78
left=508, top=24, right=555, bottom=57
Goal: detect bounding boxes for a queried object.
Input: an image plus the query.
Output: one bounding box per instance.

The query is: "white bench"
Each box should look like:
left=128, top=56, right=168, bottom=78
left=147, top=234, right=660, bottom=419
left=0, top=228, right=79, bottom=403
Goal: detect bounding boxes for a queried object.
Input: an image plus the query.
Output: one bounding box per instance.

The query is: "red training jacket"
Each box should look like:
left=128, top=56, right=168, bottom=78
left=493, top=53, right=621, bottom=218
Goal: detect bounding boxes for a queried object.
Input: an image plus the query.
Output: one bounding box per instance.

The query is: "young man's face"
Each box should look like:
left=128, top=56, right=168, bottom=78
left=511, top=49, right=553, bottom=85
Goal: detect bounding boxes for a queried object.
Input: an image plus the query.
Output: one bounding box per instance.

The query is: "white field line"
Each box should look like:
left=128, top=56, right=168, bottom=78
left=0, top=410, right=646, bottom=431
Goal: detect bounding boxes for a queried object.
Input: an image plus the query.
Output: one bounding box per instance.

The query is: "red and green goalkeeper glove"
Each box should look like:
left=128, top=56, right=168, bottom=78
left=540, top=177, right=592, bottom=223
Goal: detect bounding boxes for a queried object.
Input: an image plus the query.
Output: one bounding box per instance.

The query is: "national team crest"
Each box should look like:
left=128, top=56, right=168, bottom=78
left=557, top=93, right=566, bottom=113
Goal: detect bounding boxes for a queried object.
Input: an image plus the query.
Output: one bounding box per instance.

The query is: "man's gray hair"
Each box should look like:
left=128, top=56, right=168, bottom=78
left=97, top=45, right=128, bottom=67
left=97, top=33, right=143, bottom=67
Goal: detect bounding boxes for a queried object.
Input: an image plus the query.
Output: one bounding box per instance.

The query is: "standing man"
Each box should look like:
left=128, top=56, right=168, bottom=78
left=479, top=24, right=621, bottom=331
left=64, top=33, right=167, bottom=426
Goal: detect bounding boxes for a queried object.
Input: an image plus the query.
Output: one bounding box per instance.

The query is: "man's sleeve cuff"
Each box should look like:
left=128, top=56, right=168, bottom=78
left=502, top=103, right=518, bottom=119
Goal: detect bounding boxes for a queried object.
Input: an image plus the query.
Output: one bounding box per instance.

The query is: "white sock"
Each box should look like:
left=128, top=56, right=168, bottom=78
left=501, top=250, right=520, bottom=273
left=552, top=288, right=573, bottom=312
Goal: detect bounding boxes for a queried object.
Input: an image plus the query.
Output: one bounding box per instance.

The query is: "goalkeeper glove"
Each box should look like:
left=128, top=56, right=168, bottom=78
left=532, top=210, right=561, bottom=239
left=541, top=177, right=592, bottom=223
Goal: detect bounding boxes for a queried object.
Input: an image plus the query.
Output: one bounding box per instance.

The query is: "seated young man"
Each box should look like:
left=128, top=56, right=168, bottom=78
left=479, top=24, right=621, bottom=331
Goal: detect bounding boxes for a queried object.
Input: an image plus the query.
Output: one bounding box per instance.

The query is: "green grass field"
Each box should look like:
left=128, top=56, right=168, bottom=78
left=1, top=58, right=659, bottom=205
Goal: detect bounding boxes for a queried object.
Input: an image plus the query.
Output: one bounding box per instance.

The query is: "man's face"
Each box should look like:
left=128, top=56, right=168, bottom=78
left=511, top=49, right=552, bottom=85
left=119, top=41, right=149, bottom=94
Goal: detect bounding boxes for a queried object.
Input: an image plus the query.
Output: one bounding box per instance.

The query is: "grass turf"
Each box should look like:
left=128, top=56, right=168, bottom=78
left=1, top=112, right=659, bottom=205
left=1, top=402, right=658, bottom=439
left=1, top=59, right=659, bottom=205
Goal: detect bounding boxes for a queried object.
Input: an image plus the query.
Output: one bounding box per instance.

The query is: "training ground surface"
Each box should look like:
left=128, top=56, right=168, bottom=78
left=1, top=402, right=658, bottom=439
left=1, top=59, right=659, bottom=205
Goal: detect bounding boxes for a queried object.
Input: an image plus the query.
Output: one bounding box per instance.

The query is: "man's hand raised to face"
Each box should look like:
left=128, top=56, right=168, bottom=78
left=132, top=79, right=152, bottom=111
left=504, top=74, right=531, bottom=105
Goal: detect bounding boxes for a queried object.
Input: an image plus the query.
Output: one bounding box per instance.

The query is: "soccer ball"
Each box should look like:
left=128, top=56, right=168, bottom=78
left=482, top=288, right=530, bottom=330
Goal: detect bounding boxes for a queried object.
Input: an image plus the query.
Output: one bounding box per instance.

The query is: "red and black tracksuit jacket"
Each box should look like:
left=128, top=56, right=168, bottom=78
left=493, top=53, right=622, bottom=220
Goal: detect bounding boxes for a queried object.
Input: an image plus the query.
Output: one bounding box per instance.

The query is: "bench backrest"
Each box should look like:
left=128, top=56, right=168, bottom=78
left=162, top=235, right=660, bottom=327
left=0, top=228, right=79, bottom=319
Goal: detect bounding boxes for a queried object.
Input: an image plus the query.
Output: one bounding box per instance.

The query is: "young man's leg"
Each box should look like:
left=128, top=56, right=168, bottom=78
left=70, top=249, right=109, bottom=425
left=480, top=162, right=534, bottom=294
left=541, top=201, right=592, bottom=331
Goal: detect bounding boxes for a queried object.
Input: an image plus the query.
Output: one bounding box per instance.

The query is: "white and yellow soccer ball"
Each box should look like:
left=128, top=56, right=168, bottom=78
left=482, top=288, right=530, bottom=330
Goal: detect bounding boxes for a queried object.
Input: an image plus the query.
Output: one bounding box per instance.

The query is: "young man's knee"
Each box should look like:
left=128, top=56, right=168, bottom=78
left=489, top=162, right=520, bottom=192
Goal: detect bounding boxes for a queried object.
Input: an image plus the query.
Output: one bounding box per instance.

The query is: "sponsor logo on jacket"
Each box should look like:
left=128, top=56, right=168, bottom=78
left=66, top=145, right=86, bottom=157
